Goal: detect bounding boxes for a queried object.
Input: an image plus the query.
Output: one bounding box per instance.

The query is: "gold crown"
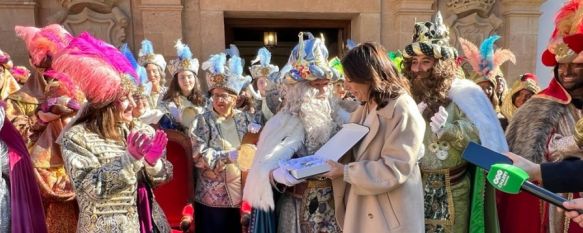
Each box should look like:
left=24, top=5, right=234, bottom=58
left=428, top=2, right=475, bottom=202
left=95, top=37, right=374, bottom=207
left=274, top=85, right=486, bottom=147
left=447, top=0, right=495, bottom=15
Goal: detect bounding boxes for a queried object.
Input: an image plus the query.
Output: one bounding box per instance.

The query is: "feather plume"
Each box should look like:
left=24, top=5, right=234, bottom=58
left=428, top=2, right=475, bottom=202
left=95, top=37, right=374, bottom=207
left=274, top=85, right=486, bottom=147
left=458, top=37, right=482, bottom=74
left=552, top=0, right=583, bottom=39
left=493, top=48, right=516, bottom=68
left=256, top=47, right=271, bottom=66
left=387, top=51, right=404, bottom=73
left=139, top=39, right=155, bottom=57
left=67, top=32, right=137, bottom=79
left=52, top=53, right=121, bottom=104
left=43, top=70, right=82, bottom=100
left=346, top=39, right=357, bottom=50
left=120, top=44, right=138, bottom=69
left=479, top=35, right=500, bottom=75
left=226, top=44, right=240, bottom=57
left=229, top=55, right=243, bottom=76
left=175, top=39, right=193, bottom=60
left=137, top=66, right=148, bottom=86
left=202, top=53, right=226, bottom=75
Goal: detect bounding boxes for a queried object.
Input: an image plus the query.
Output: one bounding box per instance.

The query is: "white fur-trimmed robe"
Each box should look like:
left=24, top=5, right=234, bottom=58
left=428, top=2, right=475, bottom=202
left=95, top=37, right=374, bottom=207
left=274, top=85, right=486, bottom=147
left=243, top=112, right=305, bottom=211
left=448, top=78, right=508, bottom=233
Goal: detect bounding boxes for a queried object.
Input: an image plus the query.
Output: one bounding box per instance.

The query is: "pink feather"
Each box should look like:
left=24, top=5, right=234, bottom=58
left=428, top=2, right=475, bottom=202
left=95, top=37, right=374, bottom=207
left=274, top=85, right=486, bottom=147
left=493, top=49, right=516, bottom=68
left=458, top=37, right=481, bottom=74
left=43, top=70, right=82, bottom=100
left=52, top=53, right=122, bottom=105
left=66, top=32, right=137, bottom=80
left=15, top=25, right=72, bottom=66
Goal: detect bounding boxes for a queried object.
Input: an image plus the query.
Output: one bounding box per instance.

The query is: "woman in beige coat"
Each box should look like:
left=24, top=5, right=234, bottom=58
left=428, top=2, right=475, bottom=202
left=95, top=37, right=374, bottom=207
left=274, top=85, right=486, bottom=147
left=324, top=42, right=426, bottom=233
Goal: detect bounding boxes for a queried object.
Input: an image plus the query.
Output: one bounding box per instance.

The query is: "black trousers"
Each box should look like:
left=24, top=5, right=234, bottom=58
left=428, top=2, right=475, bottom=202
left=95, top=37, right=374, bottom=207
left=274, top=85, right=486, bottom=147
left=195, top=202, right=242, bottom=233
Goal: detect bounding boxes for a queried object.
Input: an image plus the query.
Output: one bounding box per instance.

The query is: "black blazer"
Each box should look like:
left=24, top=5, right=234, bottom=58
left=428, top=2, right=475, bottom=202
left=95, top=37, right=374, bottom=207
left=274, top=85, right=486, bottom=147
left=541, top=157, right=583, bottom=193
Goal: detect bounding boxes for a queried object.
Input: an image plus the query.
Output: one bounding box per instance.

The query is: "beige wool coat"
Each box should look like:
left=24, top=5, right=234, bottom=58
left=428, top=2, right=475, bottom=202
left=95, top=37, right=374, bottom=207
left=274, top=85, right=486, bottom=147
left=332, top=94, right=426, bottom=233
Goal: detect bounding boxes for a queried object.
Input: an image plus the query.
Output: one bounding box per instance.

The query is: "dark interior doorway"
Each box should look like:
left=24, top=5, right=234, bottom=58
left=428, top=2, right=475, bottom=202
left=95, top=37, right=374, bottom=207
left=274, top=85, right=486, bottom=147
left=224, top=18, right=351, bottom=71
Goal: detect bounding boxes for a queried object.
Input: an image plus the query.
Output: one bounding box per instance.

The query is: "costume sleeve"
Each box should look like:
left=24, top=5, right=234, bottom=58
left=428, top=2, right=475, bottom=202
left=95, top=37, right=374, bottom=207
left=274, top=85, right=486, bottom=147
left=61, top=130, right=143, bottom=200
left=541, top=158, right=583, bottom=193
left=343, top=98, right=425, bottom=195
left=189, top=114, right=231, bottom=170
left=438, top=107, right=480, bottom=150
left=547, top=134, right=580, bottom=159
left=144, top=156, right=173, bottom=187
left=0, top=142, right=7, bottom=177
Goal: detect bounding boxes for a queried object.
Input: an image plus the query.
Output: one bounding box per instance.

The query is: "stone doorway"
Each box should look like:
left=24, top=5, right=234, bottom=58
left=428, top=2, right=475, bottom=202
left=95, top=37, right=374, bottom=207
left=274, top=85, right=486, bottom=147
left=224, top=18, right=351, bottom=69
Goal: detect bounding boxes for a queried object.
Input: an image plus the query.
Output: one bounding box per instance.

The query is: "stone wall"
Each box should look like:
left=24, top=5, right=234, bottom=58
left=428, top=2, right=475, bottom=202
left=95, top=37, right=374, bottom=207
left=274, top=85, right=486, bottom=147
left=0, top=0, right=544, bottom=84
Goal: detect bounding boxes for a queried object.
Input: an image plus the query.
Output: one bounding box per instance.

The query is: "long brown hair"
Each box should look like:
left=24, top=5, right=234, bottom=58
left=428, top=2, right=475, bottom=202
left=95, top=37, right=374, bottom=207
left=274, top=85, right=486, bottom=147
left=341, top=42, right=410, bottom=109
left=73, top=102, right=127, bottom=142
left=162, top=71, right=205, bottom=107
left=403, top=58, right=457, bottom=120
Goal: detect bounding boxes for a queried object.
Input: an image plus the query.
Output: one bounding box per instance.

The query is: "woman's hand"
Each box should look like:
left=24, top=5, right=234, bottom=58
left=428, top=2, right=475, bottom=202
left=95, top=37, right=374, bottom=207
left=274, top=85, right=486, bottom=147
left=323, top=160, right=344, bottom=180
left=504, top=152, right=541, bottom=183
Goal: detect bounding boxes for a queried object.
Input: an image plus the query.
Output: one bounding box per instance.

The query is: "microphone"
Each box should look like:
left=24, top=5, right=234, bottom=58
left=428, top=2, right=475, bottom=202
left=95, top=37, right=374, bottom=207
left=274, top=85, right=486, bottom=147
left=462, top=142, right=583, bottom=214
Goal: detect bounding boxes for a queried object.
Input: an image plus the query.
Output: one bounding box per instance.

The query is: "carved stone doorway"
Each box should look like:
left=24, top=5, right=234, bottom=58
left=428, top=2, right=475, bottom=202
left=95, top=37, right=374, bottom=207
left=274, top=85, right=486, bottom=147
left=224, top=18, right=351, bottom=68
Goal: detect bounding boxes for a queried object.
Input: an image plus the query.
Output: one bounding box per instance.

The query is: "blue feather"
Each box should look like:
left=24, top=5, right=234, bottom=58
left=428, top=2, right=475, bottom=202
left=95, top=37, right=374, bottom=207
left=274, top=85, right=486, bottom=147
left=175, top=40, right=193, bottom=60
left=479, top=35, right=500, bottom=74
left=137, top=66, right=148, bottom=86
left=346, top=39, right=357, bottom=50
left=121, top=43, right=137, bottom=68
left=140, top=39, right=154, bottom=56
left=304, top=39, right=316, bottom=61
left=258, top=47, right=271, bottom=66
left=226, top=44, right=240, bottom=57
left=210, top=53, right=226, bottom=74
left=120, top=43, right=141, bottom=84
left=229, top=55, right=243, bottom=76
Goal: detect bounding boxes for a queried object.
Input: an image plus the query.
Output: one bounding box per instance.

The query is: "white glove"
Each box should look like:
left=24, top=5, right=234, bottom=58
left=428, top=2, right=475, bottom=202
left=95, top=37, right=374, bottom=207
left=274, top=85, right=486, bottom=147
left=247, top=123, right=261, bottom=134
left=227, top=149, right=238, bottom=163
left=429, top=106, right=448, bottom=137
left=417, top=101, right=428, bottom=114
left=272, top=166, right=303, bottom=187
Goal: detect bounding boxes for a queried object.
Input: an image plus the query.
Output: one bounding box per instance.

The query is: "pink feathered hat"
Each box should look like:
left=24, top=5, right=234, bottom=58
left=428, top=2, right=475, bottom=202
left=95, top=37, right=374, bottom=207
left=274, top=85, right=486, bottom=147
left=15, top=24, right=73, bottom=67
left=52, top=32, right=138, bottom=107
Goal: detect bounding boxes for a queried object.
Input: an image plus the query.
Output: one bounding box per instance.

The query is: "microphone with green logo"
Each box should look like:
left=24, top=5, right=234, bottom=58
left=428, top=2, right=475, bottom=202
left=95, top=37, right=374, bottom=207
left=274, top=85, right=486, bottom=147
left=463, top=142, right=583, bottom=214
left=487, top=164, right=583, bottom=213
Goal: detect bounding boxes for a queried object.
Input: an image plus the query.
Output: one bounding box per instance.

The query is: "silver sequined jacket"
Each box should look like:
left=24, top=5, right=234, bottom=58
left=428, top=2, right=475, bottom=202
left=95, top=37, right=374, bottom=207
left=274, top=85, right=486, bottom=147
left=60, top=121, right=172, bottom=233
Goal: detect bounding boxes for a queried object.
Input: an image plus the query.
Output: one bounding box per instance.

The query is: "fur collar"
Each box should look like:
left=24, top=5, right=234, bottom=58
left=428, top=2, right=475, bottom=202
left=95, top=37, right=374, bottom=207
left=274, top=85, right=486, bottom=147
left=449, top=78, right=509, bottom=153
left=505, top=97, right=566, bottom=163
left=242, top=112, right=305, bottom=211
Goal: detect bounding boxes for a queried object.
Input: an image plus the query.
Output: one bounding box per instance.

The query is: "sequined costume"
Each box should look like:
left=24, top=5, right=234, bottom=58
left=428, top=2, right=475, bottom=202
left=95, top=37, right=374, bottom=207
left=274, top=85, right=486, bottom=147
left=420, top=103, right=478, bottom=233
left=60, top=122, right=173, bottom=233
left=0, top=128, right=9, bottom=233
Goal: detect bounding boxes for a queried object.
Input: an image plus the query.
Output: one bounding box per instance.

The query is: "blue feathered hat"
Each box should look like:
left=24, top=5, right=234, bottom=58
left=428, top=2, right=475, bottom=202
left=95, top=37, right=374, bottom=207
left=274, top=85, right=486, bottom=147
left=283, top=32, right=334, bottom=84
left=249, top=47, right=279, bottom=79
left=202, top=44, right=251, bottom=95
left=167, top=39, right=199, bottom=77
left=120, top=43, right=151, bottom=95
left=138, top=39, right=166, bottom=73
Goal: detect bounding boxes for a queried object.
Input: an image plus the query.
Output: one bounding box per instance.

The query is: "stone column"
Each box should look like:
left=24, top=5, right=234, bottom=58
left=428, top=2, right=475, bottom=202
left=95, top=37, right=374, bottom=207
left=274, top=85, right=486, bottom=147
left=0, top=0, right=38, bottom=66
left=499, top=0, right=544, bottom=83
left=385, top=0, right=435, bottom=51
left=134, top=0, right=183, bottom=60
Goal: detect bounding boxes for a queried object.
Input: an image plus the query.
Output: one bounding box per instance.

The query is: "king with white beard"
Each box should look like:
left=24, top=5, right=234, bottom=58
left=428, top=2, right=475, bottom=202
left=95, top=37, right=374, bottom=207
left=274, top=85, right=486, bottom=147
left=243, top=32, right=344, bottom=233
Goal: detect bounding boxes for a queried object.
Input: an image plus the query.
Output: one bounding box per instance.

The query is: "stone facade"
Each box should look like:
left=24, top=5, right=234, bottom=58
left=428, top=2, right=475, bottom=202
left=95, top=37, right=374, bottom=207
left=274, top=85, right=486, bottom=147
left=0, top=0, right=544, bottom=84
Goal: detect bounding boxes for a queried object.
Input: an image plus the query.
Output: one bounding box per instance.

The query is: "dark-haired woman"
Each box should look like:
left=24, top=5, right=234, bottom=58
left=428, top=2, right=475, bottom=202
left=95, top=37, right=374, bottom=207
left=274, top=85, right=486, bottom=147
left=324, top=42, right=425, bottom=233
left=159, top=40, right=206, bottom=132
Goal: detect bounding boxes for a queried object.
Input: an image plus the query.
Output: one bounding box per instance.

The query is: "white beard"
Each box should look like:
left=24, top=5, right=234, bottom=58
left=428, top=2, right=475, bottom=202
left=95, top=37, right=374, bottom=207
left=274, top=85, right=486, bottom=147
left=299, top=89, right=335, bottom=154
